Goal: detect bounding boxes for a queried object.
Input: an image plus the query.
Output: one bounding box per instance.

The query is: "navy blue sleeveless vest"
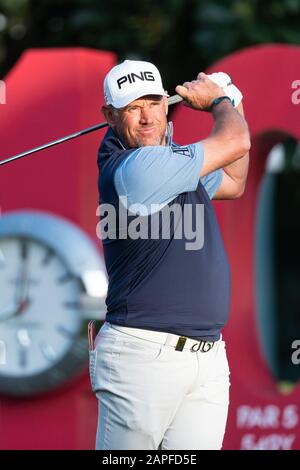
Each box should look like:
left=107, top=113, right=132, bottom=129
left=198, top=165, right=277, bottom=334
left=97, top=128, right=230, bottom=341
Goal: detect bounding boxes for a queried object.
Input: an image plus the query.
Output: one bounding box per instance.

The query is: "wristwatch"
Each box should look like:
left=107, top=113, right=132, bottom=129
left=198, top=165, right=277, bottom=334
left=208, top=95, right=233, bottom=111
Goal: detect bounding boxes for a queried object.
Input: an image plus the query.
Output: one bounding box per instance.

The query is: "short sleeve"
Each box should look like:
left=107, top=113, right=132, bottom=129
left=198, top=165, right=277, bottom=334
left=114, top=143, right=204, bottom=214
left=200, top=169, right=223, bottom=199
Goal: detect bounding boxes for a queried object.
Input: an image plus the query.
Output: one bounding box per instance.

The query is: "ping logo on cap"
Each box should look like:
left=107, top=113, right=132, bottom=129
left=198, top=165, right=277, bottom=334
left=117, top=71, right=155, bottom=89
left=104, top=60, right=168, bottom=108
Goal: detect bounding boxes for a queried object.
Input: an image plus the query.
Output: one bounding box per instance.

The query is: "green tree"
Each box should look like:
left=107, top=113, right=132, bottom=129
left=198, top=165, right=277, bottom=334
left=0, top=0, right=300, bottom=93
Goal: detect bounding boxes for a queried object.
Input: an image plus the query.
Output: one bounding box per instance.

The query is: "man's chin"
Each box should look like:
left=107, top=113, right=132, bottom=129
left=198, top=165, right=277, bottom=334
left=136, top=136, right=165, bottom=147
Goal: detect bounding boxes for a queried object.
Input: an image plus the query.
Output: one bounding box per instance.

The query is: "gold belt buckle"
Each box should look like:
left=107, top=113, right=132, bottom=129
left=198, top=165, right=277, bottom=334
left=175, top=336, right=187, bottom=352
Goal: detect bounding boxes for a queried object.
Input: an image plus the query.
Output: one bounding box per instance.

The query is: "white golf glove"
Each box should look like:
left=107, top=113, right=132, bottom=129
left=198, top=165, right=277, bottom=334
left=207, top=72, right=243, bottom=108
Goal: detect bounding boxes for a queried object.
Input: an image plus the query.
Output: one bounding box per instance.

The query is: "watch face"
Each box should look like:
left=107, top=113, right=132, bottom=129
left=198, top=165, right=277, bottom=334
left=0, top=236, right=82, bottom=378
left=0, top=210, right=107, bottom=396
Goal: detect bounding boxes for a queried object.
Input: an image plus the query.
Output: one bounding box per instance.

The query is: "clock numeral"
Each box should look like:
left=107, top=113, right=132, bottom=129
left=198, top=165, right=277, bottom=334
left=17, top=328, right=31, bottom=347
left=41, top=248, right=54, bottom=266
left=17, top=329, right=31, bottom=368
left=20, top=239, right=29, bottom=259
left=18, top=348, right=28, bottom=368
left=40, top=342, right=57, bottom=362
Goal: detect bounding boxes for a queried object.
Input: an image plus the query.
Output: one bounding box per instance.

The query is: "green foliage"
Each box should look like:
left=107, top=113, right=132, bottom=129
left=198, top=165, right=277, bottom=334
left=0, top=0, right=299, bottom=93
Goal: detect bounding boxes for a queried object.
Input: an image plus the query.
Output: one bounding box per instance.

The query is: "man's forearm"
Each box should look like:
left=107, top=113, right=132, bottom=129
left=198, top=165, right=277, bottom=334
left=201, top=100, right=250, bottom=177
left=221, top=102, right=249, bottom=192
left=211, top=100, right=248, bottom=146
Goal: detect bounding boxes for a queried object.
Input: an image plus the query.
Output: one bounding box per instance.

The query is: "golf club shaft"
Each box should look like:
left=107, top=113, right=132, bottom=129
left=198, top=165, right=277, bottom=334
left=0, top=94, right=183, bottom=167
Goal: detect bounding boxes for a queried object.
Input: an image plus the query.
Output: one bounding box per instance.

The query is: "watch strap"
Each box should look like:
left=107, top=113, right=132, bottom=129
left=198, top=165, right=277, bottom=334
left=208, top=95, right=233, bottom=112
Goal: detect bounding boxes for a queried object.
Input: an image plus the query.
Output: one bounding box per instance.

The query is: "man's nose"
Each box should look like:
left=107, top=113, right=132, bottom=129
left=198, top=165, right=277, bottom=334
left=140, top=107, right=154, bottom=124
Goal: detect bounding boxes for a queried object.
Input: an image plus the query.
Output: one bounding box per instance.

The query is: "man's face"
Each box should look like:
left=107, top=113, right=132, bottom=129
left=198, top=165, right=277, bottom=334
left=103, top=95, right=168, bottom=148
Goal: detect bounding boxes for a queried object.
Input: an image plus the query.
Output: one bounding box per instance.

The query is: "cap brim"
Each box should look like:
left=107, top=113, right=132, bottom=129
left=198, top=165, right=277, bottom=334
left=112, top=89, right=169, bottom=109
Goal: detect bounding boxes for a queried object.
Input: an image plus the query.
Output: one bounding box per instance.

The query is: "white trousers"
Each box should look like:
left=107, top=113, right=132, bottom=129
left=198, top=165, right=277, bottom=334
left=89, top=322, right=230, bottom=450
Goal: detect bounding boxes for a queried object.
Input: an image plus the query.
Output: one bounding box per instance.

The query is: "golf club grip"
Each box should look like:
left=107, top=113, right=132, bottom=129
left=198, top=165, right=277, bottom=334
left=168, top=94, right=183, bottom=106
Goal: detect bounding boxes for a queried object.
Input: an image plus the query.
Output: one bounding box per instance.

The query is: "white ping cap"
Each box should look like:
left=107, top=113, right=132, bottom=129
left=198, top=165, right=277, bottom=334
left=104, top=60, right=168, bottom=109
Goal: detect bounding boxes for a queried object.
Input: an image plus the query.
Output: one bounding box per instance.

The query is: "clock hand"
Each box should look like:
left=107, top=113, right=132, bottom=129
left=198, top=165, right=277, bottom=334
left=17, top=328, right=31, bottom=368
left=0, top=263, right=32, bottom=322
left=15, top=296, right=31, bottom=315
left=14, top=257, right=31, bottom=316
left=0, top=302, right=19, bottom=321
left=0, top=297, right=31, bottom=322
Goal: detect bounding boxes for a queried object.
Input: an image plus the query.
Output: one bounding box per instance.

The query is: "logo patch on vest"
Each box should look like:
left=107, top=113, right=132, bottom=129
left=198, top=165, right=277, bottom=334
left=173, top=146, right=191, bottom=157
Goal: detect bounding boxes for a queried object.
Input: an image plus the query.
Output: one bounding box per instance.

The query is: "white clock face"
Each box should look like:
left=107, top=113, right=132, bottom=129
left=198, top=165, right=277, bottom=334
left=0, top=236, right=82, bottom=377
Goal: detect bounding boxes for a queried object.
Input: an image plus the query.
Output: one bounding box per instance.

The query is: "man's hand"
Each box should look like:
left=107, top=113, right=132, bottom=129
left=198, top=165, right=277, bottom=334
left=175, top=72, right=225, bottom=111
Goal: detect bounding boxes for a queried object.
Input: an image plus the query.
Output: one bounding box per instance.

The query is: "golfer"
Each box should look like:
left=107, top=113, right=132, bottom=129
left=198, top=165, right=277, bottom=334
left=89, top=60, right=250, bottom=450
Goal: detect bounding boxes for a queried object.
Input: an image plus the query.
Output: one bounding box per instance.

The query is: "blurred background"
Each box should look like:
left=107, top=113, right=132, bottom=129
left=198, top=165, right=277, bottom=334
left=1, top=0, right=300, bottom=96
left=0, top=0, right=300, bottom=451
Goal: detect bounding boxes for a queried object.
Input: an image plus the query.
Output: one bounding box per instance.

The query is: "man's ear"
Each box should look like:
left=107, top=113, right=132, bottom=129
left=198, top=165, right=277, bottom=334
left=102, top=105, right=116, bottom=128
